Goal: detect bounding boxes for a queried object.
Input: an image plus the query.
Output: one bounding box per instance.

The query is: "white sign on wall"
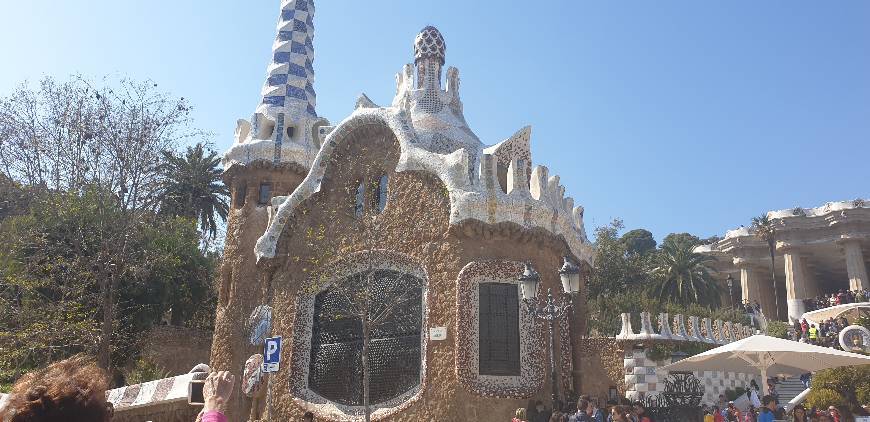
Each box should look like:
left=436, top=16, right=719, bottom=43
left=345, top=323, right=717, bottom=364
left=429, top=327, right=447, bottom=341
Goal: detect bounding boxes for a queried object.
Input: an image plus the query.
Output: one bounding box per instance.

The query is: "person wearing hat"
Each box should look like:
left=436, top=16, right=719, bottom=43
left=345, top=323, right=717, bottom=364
left=726, top=401, right=742, bottom=421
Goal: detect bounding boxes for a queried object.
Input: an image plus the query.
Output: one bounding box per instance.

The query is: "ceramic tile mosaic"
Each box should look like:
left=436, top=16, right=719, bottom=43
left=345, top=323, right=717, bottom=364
left=226, top=24, right=593, bottom=267
left=622, top=347, right=757, bottom=405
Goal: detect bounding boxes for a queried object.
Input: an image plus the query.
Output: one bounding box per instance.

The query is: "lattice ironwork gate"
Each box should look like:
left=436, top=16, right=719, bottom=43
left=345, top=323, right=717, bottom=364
left=642, top=371, right=704, bottom=422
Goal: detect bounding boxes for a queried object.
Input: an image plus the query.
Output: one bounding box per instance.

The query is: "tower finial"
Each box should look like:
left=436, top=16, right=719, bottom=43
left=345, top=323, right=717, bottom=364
left=258, top=0, right=317, bottom=119
left=413, top=26, right=446, bottom=89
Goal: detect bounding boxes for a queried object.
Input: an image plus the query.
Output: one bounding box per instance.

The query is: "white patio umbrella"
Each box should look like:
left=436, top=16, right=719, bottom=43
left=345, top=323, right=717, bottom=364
left=661, top=334, right=870, bottom=396
left=802, top=302, right=870, bottom=325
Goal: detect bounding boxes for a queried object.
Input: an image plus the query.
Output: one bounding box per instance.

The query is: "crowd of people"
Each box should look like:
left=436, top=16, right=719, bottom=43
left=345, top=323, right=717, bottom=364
left=702, top=395, right=855, bottom=422
left=803, top=289, right=869, bottom=312
left=792, top=315, right=853, bottom=349
left=510, top=396, right=654, bottom=422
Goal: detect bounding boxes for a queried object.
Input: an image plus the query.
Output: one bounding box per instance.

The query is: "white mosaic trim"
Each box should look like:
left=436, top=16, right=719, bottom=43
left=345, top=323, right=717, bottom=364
left=253, top=106, right=594, bottom=266
left=623, top=348, right=758, bottom=405
left=288, top=250, right=429, bottom=421
left=250, top=28, right=594, bottom=266
left=615, top=312, right=752, bottom=343
left=701, top=198, right=870, bottom=243
left=455, top=260, right=546, bottom=397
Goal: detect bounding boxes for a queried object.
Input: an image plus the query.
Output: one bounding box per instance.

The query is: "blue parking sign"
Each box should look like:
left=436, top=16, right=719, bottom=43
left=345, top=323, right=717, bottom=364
left=262, top=336, right=282, bottom=373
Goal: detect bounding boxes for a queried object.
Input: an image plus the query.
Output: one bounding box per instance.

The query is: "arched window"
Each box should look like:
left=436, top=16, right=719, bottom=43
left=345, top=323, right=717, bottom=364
left=375, top=174, right=388, bottom=213
left=308, top=270, right=423, bottom=406
left=354, top=182, right=365, bottom=218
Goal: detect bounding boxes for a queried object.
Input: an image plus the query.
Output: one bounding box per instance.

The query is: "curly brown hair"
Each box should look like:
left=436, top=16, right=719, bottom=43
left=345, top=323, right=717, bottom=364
left=0, top=355, right=112, bottom=422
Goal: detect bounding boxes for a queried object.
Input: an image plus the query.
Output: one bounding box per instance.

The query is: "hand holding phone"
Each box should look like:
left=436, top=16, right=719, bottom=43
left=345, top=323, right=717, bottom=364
left=189, top=371, right=234, bottom=409
left=204, top=371, right=235, bottom=411
left=188, top=380, right=205, bottom=405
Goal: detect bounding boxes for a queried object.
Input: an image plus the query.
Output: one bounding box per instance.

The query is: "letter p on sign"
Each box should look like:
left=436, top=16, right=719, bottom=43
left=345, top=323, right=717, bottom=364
left=262, top=336, right=282, bottom=373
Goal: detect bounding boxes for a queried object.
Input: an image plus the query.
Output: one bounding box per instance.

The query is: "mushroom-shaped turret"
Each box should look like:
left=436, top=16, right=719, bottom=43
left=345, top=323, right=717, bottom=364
left=414, top=26, right=446, bottom=65
left=414, top=26, right=446, bottom=89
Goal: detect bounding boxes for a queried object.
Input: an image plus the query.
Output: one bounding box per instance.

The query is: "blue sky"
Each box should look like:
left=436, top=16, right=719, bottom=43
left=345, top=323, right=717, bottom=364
left=1, top=1, right=868, bottom=241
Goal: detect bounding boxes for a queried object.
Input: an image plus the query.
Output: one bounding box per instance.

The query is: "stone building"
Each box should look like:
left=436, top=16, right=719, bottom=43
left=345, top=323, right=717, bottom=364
left=212, top=1, right=596, bottom=421
left=697, top=199, right=870, bottom=322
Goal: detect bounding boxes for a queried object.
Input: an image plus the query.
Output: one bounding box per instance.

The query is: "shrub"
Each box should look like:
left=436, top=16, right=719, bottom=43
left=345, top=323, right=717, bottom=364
left=125, top=357, right=170, bottom=385
left=765, top=321, right=790, bottom=339
left=806, top=365, right=870, bottom=414
left=805, top=388, right=847, bottom=410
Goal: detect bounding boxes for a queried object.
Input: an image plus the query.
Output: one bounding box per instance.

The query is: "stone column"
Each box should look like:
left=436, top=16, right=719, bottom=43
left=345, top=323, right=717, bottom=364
left=739, top=264, right=762, bottom=307
left=784, top=252, right=808, bottom=322
left=843, top=240, right=869, bottom=291
left=738, top=263, right=777, bottom=319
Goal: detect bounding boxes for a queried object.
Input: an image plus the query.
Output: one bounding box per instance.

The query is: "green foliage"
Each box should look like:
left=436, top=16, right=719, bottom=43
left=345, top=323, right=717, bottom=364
left=646, top=341, right=712, bottom=362
left=805, top=388, right=848, bottom=410
left=588, top=220, right=655, bottom=298
left=648, top=235, right=721, bottom=306
left=125, top=357, right=170, bottom=385
left=0, top=188, right=217, bottom=381
left=765, top=320, right=791, bottom=339
left=661, top=233, right=701, bottom=248
left=806, top=365, right=870, bottom=413
left=158, top=143, right=229, bottom=239
left=621, top=229, right=656, bottom=256
left=856, top=314, right=870, bottom=330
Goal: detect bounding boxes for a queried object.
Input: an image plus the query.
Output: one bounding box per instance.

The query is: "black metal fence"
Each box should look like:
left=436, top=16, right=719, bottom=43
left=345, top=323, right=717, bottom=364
left=642, top=371, right=705, bottom=422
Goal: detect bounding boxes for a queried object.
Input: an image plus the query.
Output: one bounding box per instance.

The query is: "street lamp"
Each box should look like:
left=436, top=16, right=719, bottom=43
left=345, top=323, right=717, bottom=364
left=726, top=274, right=735, bottom=309
left=519, top=258, right=580, bottom=409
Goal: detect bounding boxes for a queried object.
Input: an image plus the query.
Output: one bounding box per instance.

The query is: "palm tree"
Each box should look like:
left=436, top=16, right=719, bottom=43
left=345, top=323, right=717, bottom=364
left=751, top=215, right=780, bottom=320
left=158, top=143, right=229, bottom=238
left=649, top=236, right=721, bottom=306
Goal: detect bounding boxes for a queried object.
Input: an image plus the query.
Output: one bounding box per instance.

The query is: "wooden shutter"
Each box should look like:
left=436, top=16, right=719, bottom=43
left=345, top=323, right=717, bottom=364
left=479, top=283, right=520, bottom=376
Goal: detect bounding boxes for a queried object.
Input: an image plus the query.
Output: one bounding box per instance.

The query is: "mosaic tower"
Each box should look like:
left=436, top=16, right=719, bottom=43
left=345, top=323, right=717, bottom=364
left=224, top=0, right=327, bottom=170
left=258, top=0, right=317, bottom=119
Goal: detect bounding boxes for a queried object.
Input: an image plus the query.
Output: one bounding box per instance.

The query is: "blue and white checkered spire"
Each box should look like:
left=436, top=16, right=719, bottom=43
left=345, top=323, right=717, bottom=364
left=258, top=0, right=317, bottom=118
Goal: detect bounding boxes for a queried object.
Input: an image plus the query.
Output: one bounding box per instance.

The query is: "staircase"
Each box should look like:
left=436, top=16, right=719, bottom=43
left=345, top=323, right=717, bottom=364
left=776, top=377, right=809, bottom=405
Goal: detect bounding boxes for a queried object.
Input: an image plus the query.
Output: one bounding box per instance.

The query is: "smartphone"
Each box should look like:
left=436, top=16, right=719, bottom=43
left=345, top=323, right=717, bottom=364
left=188, top=380, right=205, bottom=405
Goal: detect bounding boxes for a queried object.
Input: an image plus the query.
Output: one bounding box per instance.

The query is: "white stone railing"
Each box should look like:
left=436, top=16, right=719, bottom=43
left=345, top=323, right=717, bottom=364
left=615, top=312, right=753, bottom=344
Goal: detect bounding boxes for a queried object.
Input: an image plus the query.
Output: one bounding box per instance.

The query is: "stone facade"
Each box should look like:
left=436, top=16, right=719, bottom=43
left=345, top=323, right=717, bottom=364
left=697, top=199, right=870, bottom=322
left=140, top=326, right=213, bottom=376
left=211, top=2, right=595, bottom=421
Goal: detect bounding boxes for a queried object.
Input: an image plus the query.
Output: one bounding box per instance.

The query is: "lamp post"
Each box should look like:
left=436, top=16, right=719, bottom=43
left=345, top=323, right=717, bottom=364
left=726, top=274, right=735, bottom=310
left=519, top=257, right=581, bottom=409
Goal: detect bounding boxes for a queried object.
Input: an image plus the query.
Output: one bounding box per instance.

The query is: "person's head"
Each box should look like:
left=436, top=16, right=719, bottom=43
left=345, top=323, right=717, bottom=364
left=515, top=407, right=527, bottom=420
left=818, top=415, right=833, bottom=422
left=610, top=405, right=630, bottom=422
left=548, top=412, right=563, bottom=422
left=811, top=324, right=816, bottom=328
left=719, top=394, right=725, bottom=400
left=536, top=400, right=545, bottom=412
left=632, top=402, right=645, bottom=415
left=762, top=395, right=777, bottom=411
left=713, top=405, right=720, bottom=413
left=577, top=399, right=590, bottom=414
left=0, top=355, right=112, bottom=422
left=304, top=411, right=315, bottom=421
left=826, top=406, right=839, bottom=415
